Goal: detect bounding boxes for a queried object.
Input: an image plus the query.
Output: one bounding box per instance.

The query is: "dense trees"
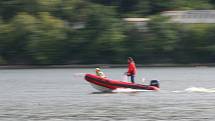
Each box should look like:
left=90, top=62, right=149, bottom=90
left=0, top=0, right=215, bottom=64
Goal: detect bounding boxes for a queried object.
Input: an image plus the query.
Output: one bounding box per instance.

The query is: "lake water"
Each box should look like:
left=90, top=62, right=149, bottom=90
left=0, top=67, right=215, bottom=121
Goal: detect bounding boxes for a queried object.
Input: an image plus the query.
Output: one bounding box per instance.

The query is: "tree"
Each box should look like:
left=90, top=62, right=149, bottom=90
left=26, top=12, right=68, bottom=64
left=80, top=4, right=125, bottom=63
left=143, top=15, right=179, bottom=63
left=175, top=24, right=215, bottom=63
left=0, top=19, right=15, bottom=64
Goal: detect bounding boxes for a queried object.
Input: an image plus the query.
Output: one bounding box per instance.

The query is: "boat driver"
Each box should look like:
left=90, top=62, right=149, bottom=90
left=126, top=57, right=137, bottom=83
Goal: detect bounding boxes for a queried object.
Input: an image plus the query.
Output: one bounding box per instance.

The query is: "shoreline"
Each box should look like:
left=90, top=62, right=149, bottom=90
left=0, top=63, right=215, bottom=69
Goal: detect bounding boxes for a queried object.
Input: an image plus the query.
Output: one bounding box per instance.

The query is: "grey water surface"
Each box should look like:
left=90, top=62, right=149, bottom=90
left=0, top=67, right=215, bottom=121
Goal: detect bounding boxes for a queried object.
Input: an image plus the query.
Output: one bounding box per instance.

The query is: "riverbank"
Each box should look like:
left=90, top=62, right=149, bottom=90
left=0, top=63, right=215, bottom=69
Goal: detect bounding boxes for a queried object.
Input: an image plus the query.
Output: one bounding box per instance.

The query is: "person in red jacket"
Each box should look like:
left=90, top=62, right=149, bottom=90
left=126, top=57, right=137, bottom=83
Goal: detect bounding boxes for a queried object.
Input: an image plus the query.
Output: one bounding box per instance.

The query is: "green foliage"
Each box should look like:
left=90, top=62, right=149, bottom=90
left=1, top=0, right=215, bottom=64
left=0, top=56, right=6, bottom=64
left=80, top=4, right=125, bottom=63
left=89, top=0, right=215, bottom=16
left=172, top=0, right=213, bottom=10
left=0, top=18, right=18, bottom=64
left=144, top=16, right=179, bottom=62
left=174, top=24, right=215, bottom=63
left=26, top=12, right=68, bottom=64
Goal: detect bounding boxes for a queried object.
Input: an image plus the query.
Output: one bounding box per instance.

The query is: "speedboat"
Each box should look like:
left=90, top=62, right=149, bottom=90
left=85, top=74, right=160, bottom=92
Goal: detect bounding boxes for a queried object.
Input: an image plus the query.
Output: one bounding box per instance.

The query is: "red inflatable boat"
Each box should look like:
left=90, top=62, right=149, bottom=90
left=85, top=74, right=160, bottom=92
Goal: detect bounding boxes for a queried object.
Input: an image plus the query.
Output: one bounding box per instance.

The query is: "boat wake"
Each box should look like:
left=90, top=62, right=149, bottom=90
left=185, top=87, right=215, bottom=93
left=173, top=87, right=215, bottom=93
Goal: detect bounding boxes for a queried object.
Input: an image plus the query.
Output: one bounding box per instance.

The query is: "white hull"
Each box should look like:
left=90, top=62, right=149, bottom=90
left=90, top=83, right=112, bottom=92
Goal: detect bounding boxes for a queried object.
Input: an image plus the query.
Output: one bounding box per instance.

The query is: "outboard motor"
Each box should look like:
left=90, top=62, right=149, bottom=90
left=150, top=80, right=160, bottom=88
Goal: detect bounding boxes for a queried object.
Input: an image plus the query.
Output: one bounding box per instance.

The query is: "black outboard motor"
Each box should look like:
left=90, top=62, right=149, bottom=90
left=150, top=80, right=160, bottom=88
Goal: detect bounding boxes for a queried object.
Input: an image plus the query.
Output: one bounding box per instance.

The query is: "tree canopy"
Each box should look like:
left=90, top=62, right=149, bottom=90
left=1, top=0, right=215, bottom=65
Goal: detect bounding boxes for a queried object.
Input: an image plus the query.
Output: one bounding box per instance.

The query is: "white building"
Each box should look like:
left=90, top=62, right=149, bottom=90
left=162, top=10, right=215, bottom=23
